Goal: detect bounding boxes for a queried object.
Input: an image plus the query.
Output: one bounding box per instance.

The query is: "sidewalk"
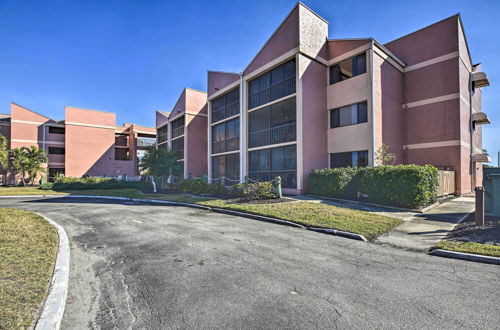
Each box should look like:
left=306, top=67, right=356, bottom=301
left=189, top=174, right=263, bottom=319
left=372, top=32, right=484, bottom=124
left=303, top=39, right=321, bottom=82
left=376, top=196, right=475, bottom=251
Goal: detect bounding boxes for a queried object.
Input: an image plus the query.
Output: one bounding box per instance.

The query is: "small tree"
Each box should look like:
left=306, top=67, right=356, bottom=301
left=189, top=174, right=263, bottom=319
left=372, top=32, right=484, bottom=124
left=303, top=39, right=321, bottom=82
left=24, top=146, right=48, bottom=185
left=9, top=146, right=47, bottom=186
left=140, top=146, right=182, bottom=190
left=375, top=143, right=396, bottom=165
left=0, top=133, right=8, bottom=169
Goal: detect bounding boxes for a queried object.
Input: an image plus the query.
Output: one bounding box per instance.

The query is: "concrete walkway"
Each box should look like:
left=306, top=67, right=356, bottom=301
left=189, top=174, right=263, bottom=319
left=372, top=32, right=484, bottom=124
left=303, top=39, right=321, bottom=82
left=377, top=196, right=475, bottom=251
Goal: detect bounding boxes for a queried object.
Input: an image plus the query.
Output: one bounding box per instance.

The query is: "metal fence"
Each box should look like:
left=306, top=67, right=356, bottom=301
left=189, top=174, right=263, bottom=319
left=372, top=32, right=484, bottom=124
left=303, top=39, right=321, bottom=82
left=438, top=170, right=455, bottom=196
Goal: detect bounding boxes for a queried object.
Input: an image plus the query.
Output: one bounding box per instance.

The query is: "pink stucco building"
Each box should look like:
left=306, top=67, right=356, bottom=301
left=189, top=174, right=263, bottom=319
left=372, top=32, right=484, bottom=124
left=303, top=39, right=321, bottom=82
left=0, top=103, right=156, bottom=184
left=206, top=3, right=490, bottom=195
left=155, top=88, right=208, bottom=178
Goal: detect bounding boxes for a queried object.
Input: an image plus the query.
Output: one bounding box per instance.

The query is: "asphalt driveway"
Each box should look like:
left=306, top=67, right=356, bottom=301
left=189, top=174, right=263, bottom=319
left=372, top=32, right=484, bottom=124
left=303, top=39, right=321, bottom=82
left=1, top=197, right=498, bottom=329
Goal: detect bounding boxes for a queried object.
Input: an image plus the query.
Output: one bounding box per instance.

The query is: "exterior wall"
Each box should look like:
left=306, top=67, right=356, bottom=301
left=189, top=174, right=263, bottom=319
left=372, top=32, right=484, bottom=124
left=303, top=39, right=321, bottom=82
left=156, top=111, right=170, bottom=129
left=244, top=6, right=299, bottom=76
left=186, top=110, right=208, bottom=177
left=299, top=55, right=328, bottom=192
left=326, top=66, right=372, bottom=161
left=207, top=71, right=239, bottom=99
left=376, top=53, right=405, bottom=164
left=65, top=107, right=135, bottom=177
left=327, top=40, right=371, bottom=61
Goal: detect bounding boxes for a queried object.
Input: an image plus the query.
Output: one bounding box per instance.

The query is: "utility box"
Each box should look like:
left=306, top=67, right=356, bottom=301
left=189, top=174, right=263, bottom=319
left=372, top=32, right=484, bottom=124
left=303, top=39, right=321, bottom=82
left=483, top=169, right=500, bottom=215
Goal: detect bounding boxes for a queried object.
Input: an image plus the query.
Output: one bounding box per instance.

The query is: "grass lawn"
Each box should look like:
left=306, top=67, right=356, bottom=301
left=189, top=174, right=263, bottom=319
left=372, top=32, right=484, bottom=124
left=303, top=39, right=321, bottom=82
left=0, top=187, right=66, bottom=196
left=0, top=208, right=59, bottom=329
left=0, top=187, right=402, bottom=239
left=434, top=241, right=500, bottom=258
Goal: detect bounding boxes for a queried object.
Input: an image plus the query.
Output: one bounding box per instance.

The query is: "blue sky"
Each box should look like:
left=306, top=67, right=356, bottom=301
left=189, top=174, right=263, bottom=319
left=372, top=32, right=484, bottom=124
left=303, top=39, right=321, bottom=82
left=0, top=0, right=498, bottom=165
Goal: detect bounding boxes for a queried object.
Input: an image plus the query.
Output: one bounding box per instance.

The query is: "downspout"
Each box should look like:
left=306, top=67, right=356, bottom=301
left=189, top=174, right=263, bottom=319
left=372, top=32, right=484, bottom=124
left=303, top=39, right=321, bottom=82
left=469, top=71, right=474, bottom=190
left=239, top=72, right=244, bottom=183
left=370, top=40, right=376, bottom=166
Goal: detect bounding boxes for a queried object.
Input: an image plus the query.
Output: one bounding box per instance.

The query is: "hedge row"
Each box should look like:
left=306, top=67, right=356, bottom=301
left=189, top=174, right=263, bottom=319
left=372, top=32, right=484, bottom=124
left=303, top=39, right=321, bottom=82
left=40, top=176, right=150, bottom=191
left=308, top=165, right=439, bottom=209
left=179, top=178, right=276, bottom=200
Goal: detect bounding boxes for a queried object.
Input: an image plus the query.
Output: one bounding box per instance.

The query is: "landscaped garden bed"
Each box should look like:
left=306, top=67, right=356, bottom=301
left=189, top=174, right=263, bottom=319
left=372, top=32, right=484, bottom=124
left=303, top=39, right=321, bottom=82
left=0, top=208, right=59, bottom=329
left=433, top=213, right=500, bottom=257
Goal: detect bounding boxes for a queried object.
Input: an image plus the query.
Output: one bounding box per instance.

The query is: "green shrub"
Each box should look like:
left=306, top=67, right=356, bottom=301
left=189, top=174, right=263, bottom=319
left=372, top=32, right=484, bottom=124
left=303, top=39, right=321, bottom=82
left=243, top=182, right=276, bottom=200
left=49, top=176, right=151, bottom=191
left=39, top=182, right=54, bottom=190
left=179, top=178, right=210, bottom=194
left=308, top=165, right=438, bottom=208
left=229, top=183, right=246, bottom=197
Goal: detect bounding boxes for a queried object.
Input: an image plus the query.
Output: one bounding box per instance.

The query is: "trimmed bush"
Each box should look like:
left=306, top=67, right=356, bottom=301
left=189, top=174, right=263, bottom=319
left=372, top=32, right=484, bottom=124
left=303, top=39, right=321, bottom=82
left=179, top=178, right=210, bottom=194
left=243, top=182, right=276, bottom=200
left=43, top=176, right=151, bottom=191
left=308, top=165, right=438, bottom=209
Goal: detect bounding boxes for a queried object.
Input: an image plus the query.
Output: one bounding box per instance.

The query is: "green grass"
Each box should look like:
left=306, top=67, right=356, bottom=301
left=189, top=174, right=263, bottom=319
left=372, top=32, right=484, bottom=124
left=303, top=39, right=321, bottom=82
left=0, top=208, right=59, bottom=329
left=435, top=241, right=500, bottom=258
left=0, top=187, right=403, bottom=239
left=0, top=187, right=66, bottom=196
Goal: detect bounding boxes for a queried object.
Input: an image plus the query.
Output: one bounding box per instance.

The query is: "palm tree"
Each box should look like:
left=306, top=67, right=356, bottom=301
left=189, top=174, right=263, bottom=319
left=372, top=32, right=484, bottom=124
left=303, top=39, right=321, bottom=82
left=140, top=146, right=181, bottom=191
left=24, top=146, right=48, bottom=185
left=0, top=133, right=8, bottom=169
left=9, top=146, right=47, bottom=186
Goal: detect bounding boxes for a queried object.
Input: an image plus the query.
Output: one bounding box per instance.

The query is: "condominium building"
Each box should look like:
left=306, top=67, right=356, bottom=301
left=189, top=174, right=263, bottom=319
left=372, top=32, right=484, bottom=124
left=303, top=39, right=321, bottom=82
left=0, top=103, right=156, bottom=184
left=155, top=88, right=208, bottom=178
left=206, top=2, right=490, bottom=195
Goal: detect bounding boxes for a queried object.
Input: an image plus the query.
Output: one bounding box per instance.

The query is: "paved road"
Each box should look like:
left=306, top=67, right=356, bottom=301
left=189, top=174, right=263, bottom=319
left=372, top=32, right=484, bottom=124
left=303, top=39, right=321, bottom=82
left=1, top=197, right=498, bottom=329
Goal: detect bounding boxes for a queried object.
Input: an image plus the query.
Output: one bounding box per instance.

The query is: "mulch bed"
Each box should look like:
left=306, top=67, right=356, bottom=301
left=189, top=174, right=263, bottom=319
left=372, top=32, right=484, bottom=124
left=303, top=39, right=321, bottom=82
left=446, top=213, right=500, bottom=245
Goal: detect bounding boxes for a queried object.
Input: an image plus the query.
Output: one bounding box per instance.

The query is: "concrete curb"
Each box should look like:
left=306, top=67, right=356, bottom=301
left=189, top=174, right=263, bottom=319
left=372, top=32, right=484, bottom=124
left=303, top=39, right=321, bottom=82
left=307, top=227, right=368, bottom=241
left=429, top=249, right=500, bottom=265
left=1, top=195, right=370, bottom=243
left=0, top=195, right=64, bottom=198
left=35, top=214, right=70, bottom=330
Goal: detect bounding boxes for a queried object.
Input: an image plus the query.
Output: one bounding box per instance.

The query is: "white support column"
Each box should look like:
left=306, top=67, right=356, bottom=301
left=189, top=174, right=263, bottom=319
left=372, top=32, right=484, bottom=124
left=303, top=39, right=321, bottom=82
left=296, top=53, right=304, bottom=192
left=207, top=101, right=212, bottom=183
left=239, top=74, right=247, bottom=183
left=183, top=117, right=188, bottom=179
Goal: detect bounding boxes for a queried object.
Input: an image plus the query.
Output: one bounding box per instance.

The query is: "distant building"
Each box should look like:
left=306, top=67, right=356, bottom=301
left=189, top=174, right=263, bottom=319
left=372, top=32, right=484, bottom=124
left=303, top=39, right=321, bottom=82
left=205, top=2, right=490, bottom=195
left=0, top=103, right=156, bottom=184
left=155, top=88, right=208, bottom=178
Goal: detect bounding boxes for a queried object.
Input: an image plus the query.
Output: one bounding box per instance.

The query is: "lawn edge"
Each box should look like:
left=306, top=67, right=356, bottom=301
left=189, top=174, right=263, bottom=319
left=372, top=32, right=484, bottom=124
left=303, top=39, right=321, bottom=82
left=429, top=249, right=500, bottom=265
left=34, top=213, right=70, bottom=330
left=3, top=194, right=370, bottom=242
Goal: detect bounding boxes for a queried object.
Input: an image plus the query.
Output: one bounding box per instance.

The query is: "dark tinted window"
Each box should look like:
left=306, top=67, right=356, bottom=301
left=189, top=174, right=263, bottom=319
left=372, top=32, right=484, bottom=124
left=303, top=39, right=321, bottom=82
left=329, top=53, right=367, bottom=84
left=211, top=118, right=240, bottom=154
left=248, top=59, right=296, bottom=109
left=212, top=153, right=240, bottom=181
left=330, top=150, right=368, bottom=168
left=330, top=101, right=368, bottom=128
left=249, top=145, right=296, bottom=188
left=48, top=147, right=65, bottom=155
left=211, top=88, right=240, bottom=123
left=48, top=126, right=65, bottom=134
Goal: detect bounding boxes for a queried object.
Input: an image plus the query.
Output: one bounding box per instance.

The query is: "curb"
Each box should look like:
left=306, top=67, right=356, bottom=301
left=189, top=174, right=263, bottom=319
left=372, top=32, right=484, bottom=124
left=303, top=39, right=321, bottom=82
left=0, top=195, right=65, bottom=198
left=1, top=194, right=368, bottom=243
left=307, top=227, right=368, bottom=241
left=429, top=249, right=500, bottom=265
left=35, top=214, right=70, bottom=330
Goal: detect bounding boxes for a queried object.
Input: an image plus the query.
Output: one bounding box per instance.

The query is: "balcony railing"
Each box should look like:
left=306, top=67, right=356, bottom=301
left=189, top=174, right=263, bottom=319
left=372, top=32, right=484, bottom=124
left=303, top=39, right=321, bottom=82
left=212, top=137, right=240, bottom=154
left=249, top=122, right=296, bottom=148
left=249, top=76, right=296, bottom=109
left=172, top=126, right=184, bottom=139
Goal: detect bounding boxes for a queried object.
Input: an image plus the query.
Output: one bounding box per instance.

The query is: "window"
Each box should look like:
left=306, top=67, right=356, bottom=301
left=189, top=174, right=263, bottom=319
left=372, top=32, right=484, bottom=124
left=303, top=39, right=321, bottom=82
left=157, top=124, right=168, bottom=143
left=115, top=148, right=129, bottom=160
left=48, top=126, right=65, bottom=134
left=172, top=137, right=184, bottom=160
left=249, top=145, right=296, bottom=188
left=137, top=137, right=156, bottom=148
left=212, top=153, right=240, bottom=181
left=48, top=147, right=65, bottom=155
left=330, top=150, right=368, bottom=168
left=248, top=59, right=296, bottom=109
left=248, top=97, right=296, bottom=148
left=212, top=118, right=240, bottom=154
left=329, top=53, right=366, bottom=85
left=211, top=88, right=240, bottom=123
left=115, top=134, right=129, bottom=146
left=330, top=101, right=367, bottom=128
left=171, top=116, right=185, bottom=139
